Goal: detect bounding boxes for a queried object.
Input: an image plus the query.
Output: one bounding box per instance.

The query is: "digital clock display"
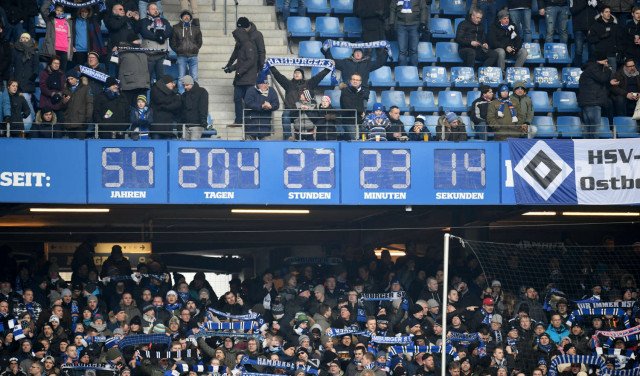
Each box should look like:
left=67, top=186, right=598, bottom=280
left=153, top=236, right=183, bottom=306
left=359, top=149, right=411, bottom=190
left=283, top=148, right=335, bottom=189
left=177, top=148, right=260, bottom=189
left=102, top=147, right=155, bottom=189
left=434, top=149, right=486, bottom=190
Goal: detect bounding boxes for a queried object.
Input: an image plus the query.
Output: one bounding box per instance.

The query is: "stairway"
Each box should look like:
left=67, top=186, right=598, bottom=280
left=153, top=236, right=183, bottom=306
left=163, top=0, right=292, bottom=140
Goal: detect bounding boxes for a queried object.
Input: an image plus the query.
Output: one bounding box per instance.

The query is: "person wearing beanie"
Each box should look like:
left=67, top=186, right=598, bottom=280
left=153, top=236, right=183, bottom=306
left=407, top=114, right=428, bottom=141
left=93, top=74, right=131, bottom=138
left=10, top=32, right=38, bottom=130
left=470, top=85, right=494, bottom=140
left=436, top=111, right=468, bottom=141
left=488, top=84, right=524, bottom=140
left=314, top=94, right=338, bottom=140
left=242, top=77, right=279, bottom=140
left=509, top=81, right=535, bottom=138
left=487, top=9, right=528, bottom=72
left=150, top=74, right=182, bottom=139
left=170, top=9, right=203, bottom=93
left=363, top=102, right=391, bottom=141
left=292, top=88, right=318, bottom=140
left=31, top=106, right=60, bottom=139
left=578, top=49, right=615, bottom=138
left=268, top=65, right=330, bottom=140
left=455, top=8, right=499, bottom=68
left=179, top=0, right=199, bottom=20
left=180, top=74, right=209, bottom=140
left=62, top=67, right=92, bottom=139
left=130, top=93, right=153, bottom=140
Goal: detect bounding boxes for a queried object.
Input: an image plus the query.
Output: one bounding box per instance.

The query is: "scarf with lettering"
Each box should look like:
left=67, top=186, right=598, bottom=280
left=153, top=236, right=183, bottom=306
left=360, top=292, right=405, bottom=302
left=139, top=349, right=195, bottom=359
left=327, top=327, right=364, bottom=337
left=591, top=325, right=640, bottom=348
left=259, top=57, right=336, bottom=85
left=547, top=355, right=607, bottom=376
left=174, top=364, right=227, bottom=374
left=566, top=308, right=630, bottom=328
left=370, top=335, right=413, bottom=344
left=201, top=321, right=259, bottom=332
left=207, top=308, right=260, bottom=321
left=239, top=356, right=319, bottom=375
left=322, top=39, right=393, bottom=59
left=284, top=257, right=343, bottom=265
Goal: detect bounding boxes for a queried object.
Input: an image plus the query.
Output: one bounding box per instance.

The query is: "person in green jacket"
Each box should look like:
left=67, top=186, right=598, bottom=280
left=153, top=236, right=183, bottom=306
left=509, top=81, right=536, bottom=138
left=487, top=84, right=527, bottom=140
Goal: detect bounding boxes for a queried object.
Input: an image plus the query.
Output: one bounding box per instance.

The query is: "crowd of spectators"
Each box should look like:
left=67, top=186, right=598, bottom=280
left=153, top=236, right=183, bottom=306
left=0, top=241, right=638, bottom=376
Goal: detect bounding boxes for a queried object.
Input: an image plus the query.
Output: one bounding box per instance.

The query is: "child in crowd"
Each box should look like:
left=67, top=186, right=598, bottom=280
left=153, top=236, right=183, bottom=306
left=129, top=95, right=153, bottom=140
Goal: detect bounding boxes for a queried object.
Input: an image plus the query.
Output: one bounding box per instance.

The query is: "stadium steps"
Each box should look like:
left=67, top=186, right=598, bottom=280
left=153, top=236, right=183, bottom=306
left=164, top=0, right=293, bottom=139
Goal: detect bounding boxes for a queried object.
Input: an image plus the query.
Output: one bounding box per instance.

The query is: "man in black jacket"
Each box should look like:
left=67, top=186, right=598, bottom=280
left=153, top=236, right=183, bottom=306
left=269, top=66, right=330, bottom=140
left=104, top=3, right=139, bottom=76
left=354, top=0, right=386, bottom=42
left=624, top=7, right=640, bottom=63
left=340, top=73, right=369, bottom=140
left=571, top=0, right=598, bottom=65
left=610, top=58, right=640, bottom=116
left=323, top=47, right=387, bottom=89
left=455, top=8, right=498, bottom=68
left=587, top=5, right=622, bottom=69
left=488, top=9, right=528, bottom=72
left=387, top=105, right=407, bottom=141
left=180, top=75, right=208, bottom=140
left=578, top=51, right=615, bottom=138
left=470, top=85, right=494, bottom=140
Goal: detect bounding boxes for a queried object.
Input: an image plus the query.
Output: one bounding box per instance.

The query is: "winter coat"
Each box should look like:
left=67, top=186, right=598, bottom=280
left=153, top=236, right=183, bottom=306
left=0, top=90, right=10, bottom=122
left=436, top=115, right=468, bottom=141
left=324, top=49, right=387, bottom=87
left=487, top=99, right=524, bottom=140
left=11, top=42, right=39, bottom=94
left=601, top=0, right=634, bottom=13
left=130, top=106, right=154, bottom=130
left=470, top=95, right=492, bottom=124
left=63, top=79, right=94, bottom=129
left=32, top=110, right=62, bottom=139
left=510, top=92, right=534, bottom=125
left=587, top=15, right=622, bottom=57
left=150, top=75, right=182, bottom=133
left=270, top=67, right=331, bottom=108
left=243, top=85, right=279, bottom=138
left=571, top=0, right=598, bottom=32
left=139, top=15, right=173, bottom=53
left=0, top=38, right=10, bottom=82
left=293, top=100, right=318, bottom=133
left=578, top=61, right=614, bottom=107
left=229, top=28, right=259, bottom=86
left=389, top=0, right=429, bottom=26
left=170, top=21, right=202, bottom=57
left=104, top=13, right=138, bottom=51
left=39, top=66, right=66, bottom=111
left=488, top=20, right=523, bottom=51
left=340, top=85, right=369, bottom=125
left=226, top=23, right=266, bottom=70
left=1, top=0, right=37, bottom=24
left=624, top=19, right=640, bottom=60
left=7, top=92, right=30, bottom=128
left=362, top=113, right=391, bottom=140
left=106, top=0, right=138, bottom=13
left=611, top=66, right=640, bottom=98
left=387, top=117, right=407, bottom=141
left=455, top=17, right=488, bottom=48
left=118, top=48, right=150, bottom=91
left=313, top=105, right=338, bottom=141
left=93, top=90, right=130, bottom=132
left=40, top=0, right=74, bottom=58
left=181, top=82, right=209, bottom=127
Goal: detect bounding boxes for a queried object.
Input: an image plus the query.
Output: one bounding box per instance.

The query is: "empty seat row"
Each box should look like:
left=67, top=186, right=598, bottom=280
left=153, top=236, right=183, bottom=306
left=276, top=0, right=354, bottom=14
left=287, top=16, right=361, bottom=38
left=533, top=116, right=639, bottom=139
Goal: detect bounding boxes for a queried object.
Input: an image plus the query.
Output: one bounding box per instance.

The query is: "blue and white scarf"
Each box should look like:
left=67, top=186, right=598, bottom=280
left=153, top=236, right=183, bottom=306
left=50, top=0, right=106, bottom=12
left=207, top=307, right=260, bottom=321
left=592, top=325, right=640, bottom=348
left=387, top=345, right=459, bottom=359
left=60, top=364, right=115, bottom=372
left=140, top=349, right=195, bottom=359
left=174, top=364, right=227, bottom=374
left=201, top=320, right=259, bottom=332
left=548, top=355, right=606, bottom=376
left=322, top=39, right=393, bottom=59
left=240, top=356, right=319, bottom=375
left=360, top=292, right=405, bottom=302
left=371, top=335, right=413, bottom=344
left=566, top=308, right=630, bottom=328
left=192, top=331, right=264, bottom=340
left=118, top=334, right=172, bottom=349
left=397, top=0, right=412, bottom=13
left=79, top=66, right=115, bottom=84
left=284, top=257, right=343, bottom=265
left=259, top=57, right=337, bottom=85
left=327, top=327, right=364, bottom=337
left=7, top=319, right=25, bottom=340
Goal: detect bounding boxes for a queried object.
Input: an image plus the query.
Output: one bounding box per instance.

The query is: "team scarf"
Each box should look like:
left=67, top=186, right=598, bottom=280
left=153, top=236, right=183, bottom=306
left=201, top=321, right=259, bottom=332
left=575, top=301, right=636, bottom=310
left=566, top=308, right=630, bottom=328
left=448, top=332, right=487, bottom=358
left=239, top=356, right=319, bottom=375
left=258, top=57, right=337, bottom=85
left=50, top=0, right=106, bottom=12
left=592, top=325, right=640, bottom=348
left=387, top=345, right=459, bottom=359
left=174, top=364, right=227, bottom=374
left=322, top=39, right=393, bottom=59
left=359, top=292, right=405, bottom=302
left=117, top=333, right=172, bottom=349
left=241, top=373, right=285, bottom=376
left=283, top=257, right=342, bottom=265
left=327, top=327, right=364, bottom=337
left=547, top=355, right=610, bottom=376
left=357, top=307, right=367, bottom=323
left=105, top=273, right=167, bottom=283
left=139, top=349, right=195, bottom=359
left=207, top=307, right=261, bottom=321
left=370, top=335, right=413, bottom=344
left=111, top=47, right=171, bottom=66
left=397, top=0, right=412, bottom=13
left=599, top=348, right=637, bottom=370
left=79, top=66, right=108, bottom=82
left=7, top=319, right=25, bottom=340
left=60, top=364, right=115, bottom=372
left=192, top=331, right=264, bottom=341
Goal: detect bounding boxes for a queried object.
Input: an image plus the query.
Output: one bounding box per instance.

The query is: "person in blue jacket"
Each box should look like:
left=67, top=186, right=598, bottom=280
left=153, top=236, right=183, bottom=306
left=243, top=78, right=280, bottom=140
left=545, top=313, right=570, bottom=343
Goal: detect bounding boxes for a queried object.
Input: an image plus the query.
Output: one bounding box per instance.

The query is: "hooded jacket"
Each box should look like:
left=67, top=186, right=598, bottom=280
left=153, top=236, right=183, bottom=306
left=436, top=114, right=468, bottom=141
left=226, top=23, right=266, bottom=70
left=510, top=83, right=534, bottom=125
left=11, top=40, right=40, bottom=95
left=170, top=20, right=202, bottom=56
left=151, top=75, right=182, bottom=132
left=587, top=14, right=622, bottom=57
left=63, top=77, right=94, bottom=129
left=270, top=67, right=331, bottom=108
left=578, top=61, right=614, bottom=107
left=229, top=28, right=259, bottom=86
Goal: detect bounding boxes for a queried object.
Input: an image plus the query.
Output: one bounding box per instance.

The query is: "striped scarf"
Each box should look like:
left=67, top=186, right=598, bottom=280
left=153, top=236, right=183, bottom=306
left=201, top=321, right=258, bottom=332
left=239, top=356, right=319, bottom=375
left=174, top=364, right=227, bottom=374
left=284, top=257, right=342, bottom=265
left=117, top=334, right=172, bottom=349
left=327, top=327, right=364, bottom=337
left=548, top=355, right=606, bottom=376
left=139, top=349, right=195, bottom=359
left=566, top=308, right=630, bottom=328
left=370, top=335, right=413, bottom=344
left=207, top=308, right=260, bottom=321
left=360, top=292, right=405, bottom=301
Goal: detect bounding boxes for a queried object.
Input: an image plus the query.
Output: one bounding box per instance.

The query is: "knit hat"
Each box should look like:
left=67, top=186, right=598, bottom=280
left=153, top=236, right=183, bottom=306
left=409, top=304, right=423, bottom=315
left=321, top=95, right=331, bottom=105
left=427, top=299, right=439, bottom=308
left=298, top=335, right=310, bottom=344
left=166, top=290, right=178, bottom=297
left=66, top=68, right=81, bottom=79
left=61, top=288, right=72, bottom=297
left=491, top=314, right=502, bottom=324
left=301, top=89, right=313, bottom=102
left=491, top=280, right=502, bottom=287
left=106, top=348, right=123, bottom=362
left=513, top=81, right=527, bottom=91
left=180, top=9, right=193, bottom=19
left=294, top=68, right=305, bottom=79
left=373, top=102, right=384, bottom=111
left=236, top=17, right=250, bottom=29
left=313, top=285, right=325, bottom=294
left=105, top=76, right=118, bottom=88
left=181, top=75, right=194, bottom=85
left=49, top=315, right=60, bottom=324
left=563, top=343, right=576, bottom=353
left=497, top=8, right=510, bottom=19
left=295, top=312, right=309, bottom=323
left=87, top=294, right=98, bottom=303
left=136, top=95, right=147, bottom=104
left=143, top=304, right=154, bottom=313
left=415, top=115, right=426, bottom=125
left=49, top=290, right=61, bottom=306
left=130, top=316, right=142, bottom=326
left=498, top=84, right=509, bottom=94
left=88, top=51, right=100, bottom=59
left=445, top=111, right=458, bottom=123
left=152, top=323, right=167, bottom=334
left=595, top=50, right=608, bottom=62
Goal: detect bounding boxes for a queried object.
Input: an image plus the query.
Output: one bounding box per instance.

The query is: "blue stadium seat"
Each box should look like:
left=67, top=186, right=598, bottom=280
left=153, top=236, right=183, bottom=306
left=553, top=91, right=580, bottom=113
left=367, top=91, right=377, bottom=111
left=423, top=115, right=440, bottom=138
left=478, top=67, right=503, bottom=86
left=423, top=66, right=450, bottom=88
left=431, top=1, right=439, bottom=15
left=343, top=17, right=362, bottom=38
left=556, top=116, right=583, bottom=138
left=330, top=46, right=353, bottom=60
left=562, top=67, right=582, bottom=89
left=400, top=115, right=416, bottom=128
left=316, top=17, right=343, bottom=38
left=528, top=91, right=553, bottom=113
left=595, top=118, right=614, bottom=138
left=417, top=42, right=437, bottom=63
left=435, top=42, right=463, bottom=63
left=613, top=117, right=639, bottom=138
left=287, top=17, right=315, bottom=37
left=522, top=43, right=545, bottom=64
left=330, top=0, right=353, bottom=14
left=276, top=0, right=297, bottom=13
left=431, top=18, right=455, bottom=39
left=466, top=90, right=481, bottom=107
left=369, top=66, right=395, bottom=87
left=465, top=123, right=477, bottom=139
left=441, top=0, right=467, bottom=15
left=298, top=41, right=324, bottom=58
left=451, top=67, right=478, bottom=88
left=395, top=66, right=423, bottom=87
left=389, top=41, right=400, bottom=63
left=532, top=116, right=557, bottom=138
left=438, top=91, right=465, bottom=112
left=324, top=89, right=342, bottom=109
left=312, top=67, right=335, bottom=87
left=544, top=43, right=571, bottom=64
left=506, top=67, right=534, bottom=88
left=382, top=90, right=409, bottom=112
left=533, top=67, right=562, bottom=89
left=410, top=91, right=438, bottom=112
left=306, top=0, right=331, bottom=14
